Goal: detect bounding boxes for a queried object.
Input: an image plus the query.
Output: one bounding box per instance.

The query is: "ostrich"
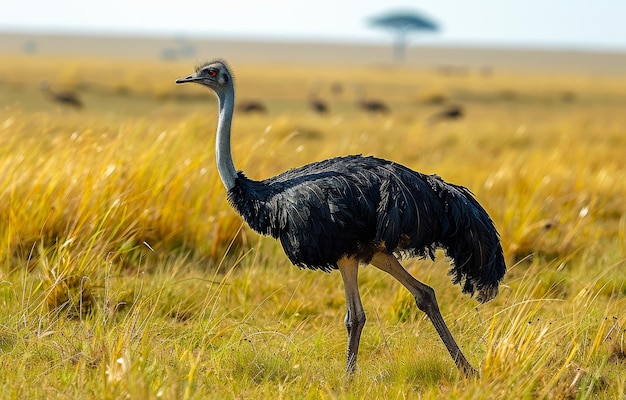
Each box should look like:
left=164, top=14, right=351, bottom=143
left=40, top=80, right=83, bottom=109
left=355, top=85, right=390, bottom=114
left=175, top=60, right=506, bottom=377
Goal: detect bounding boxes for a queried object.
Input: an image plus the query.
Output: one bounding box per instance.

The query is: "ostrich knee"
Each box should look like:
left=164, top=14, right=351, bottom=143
left=413, top=284, right=439, bottom=315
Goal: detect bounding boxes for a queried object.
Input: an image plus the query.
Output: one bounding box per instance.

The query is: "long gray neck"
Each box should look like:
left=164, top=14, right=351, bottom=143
left=215, top=86, right=238, bottom=191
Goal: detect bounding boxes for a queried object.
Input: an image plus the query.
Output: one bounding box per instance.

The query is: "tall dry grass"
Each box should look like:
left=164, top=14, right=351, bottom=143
left=0, top=54, right=624, bottom=398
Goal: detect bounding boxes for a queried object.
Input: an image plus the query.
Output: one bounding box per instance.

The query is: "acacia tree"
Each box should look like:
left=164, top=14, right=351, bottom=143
left=369, top=11, right=440, bottom=63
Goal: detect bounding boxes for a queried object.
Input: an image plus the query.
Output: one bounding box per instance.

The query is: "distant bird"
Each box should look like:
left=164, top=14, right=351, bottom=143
left=355, top=85, right=390, bottom=114
left=428, top=104, right=465, bottom=124
left=40, top=80, right=83, bottom=109
left=236, top=99, right=267, bottom=114
left=176, top=60, right=506, bottom=377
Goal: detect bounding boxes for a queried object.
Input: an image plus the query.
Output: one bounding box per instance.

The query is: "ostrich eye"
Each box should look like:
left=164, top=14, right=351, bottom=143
left=207, top=69, right=217, bottom=77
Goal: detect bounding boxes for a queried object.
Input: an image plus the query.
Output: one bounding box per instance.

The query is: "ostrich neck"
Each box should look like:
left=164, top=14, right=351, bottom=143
left=215, top=87, right=238, bottom=191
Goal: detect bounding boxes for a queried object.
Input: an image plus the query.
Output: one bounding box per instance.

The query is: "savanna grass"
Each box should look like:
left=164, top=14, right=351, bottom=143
left=0, top=54, right=624, bottom=398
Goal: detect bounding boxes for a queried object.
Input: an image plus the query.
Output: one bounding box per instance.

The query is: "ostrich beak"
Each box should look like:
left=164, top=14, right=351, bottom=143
left=175, top=72, right=201, bottom=84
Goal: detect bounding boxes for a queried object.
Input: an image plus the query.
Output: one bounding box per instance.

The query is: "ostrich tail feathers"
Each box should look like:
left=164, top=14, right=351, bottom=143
left=443, top=184, right=506, bottom=302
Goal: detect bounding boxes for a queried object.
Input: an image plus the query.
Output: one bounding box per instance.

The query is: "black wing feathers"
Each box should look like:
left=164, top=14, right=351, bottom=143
left=227, top=154, right=505, bottom=301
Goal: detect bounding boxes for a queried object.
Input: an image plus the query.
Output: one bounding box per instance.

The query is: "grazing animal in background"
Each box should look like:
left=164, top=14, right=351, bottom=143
left=428, top=104, right=465, bottom=124
left=330, top=81, right=344, bottom=97
left=308, top=85, right=329, bottom=114
left=39, top=80, right=83, bottom=109
left=236, top=99, right=267, bottom=114
left=355, top=85, right=390, bottom=114
left=309, top=98, right=329, bottom=114
left=175, top=60, right=506, bottom=377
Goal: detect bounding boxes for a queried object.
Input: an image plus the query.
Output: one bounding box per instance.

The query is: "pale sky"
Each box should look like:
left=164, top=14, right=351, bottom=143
left=1, top=0, right=625, bottom=51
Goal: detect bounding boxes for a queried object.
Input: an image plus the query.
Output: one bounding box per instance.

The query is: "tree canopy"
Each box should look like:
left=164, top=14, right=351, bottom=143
left=368, top=10, right=440, bottom=63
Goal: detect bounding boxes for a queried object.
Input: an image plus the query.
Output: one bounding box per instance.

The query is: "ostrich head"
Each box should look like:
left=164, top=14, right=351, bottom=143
left=175, top=60, right=232, bottom=93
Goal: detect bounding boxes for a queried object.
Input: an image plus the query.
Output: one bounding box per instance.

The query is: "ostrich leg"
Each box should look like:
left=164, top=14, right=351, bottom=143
left=370, top=252, right=477, bottom=378
left=337, top=256, right=366, bottom=374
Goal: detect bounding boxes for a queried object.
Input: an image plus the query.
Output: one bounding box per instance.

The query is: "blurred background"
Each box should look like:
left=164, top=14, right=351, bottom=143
left=2, top=0, right=626, bottom=73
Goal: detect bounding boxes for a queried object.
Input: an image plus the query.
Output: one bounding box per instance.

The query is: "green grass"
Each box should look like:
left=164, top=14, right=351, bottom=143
left=0, top=55, right=625, bottom=399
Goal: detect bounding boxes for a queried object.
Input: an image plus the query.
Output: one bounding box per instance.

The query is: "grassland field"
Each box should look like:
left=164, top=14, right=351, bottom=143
left=0, top=53, right=625, bottom=399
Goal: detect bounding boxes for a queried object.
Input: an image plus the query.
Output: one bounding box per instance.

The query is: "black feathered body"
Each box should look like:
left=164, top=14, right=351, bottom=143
left=227, top=154, right=505, bottom=302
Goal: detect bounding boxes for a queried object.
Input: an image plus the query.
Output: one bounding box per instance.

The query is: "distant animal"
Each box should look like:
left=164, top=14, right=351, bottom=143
left=175, top=60, right=506, bottom=377
left=428, top=104, right=465, bottom=124
left=236, top=99, right=267, bottom=114
left=308, top=84, right=329, bottom=114
left=40, top=80, right=83, bottom=109
left=330, top=81, right=344, bottom=97
left=355, top=85, right=390, bottom=114
left=309, top=98, right=328, bottom=114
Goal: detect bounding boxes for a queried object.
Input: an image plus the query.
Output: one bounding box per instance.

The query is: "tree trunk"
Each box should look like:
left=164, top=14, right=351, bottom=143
left=393, top=30, right=407, bottom=64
